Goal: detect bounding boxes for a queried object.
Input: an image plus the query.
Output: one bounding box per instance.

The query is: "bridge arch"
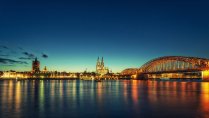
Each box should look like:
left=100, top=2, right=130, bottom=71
left=140, top=56, right=209, bottom=73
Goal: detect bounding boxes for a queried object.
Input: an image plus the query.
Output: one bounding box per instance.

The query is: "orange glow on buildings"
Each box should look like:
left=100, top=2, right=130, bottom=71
left=202, top=70, right=209, bottom=81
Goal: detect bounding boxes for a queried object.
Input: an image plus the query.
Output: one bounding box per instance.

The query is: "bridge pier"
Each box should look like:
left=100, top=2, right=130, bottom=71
left=202, top=70, right=209, bottom=81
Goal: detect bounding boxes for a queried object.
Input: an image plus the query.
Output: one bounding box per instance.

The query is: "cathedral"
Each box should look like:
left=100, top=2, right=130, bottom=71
left=96, top=57, right=109, bottom=75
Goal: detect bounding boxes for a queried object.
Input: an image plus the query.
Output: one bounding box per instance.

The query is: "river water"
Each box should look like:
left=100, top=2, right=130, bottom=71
left=0, top=80, right=208, bottom=118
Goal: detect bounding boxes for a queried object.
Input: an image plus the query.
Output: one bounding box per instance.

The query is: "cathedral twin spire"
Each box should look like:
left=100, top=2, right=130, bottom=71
left=97, top=57, right=104, bottom=67
left=96, top=57, right=109, bottom=75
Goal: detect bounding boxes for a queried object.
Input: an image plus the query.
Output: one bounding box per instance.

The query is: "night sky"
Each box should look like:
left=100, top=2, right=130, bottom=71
left=0, top=0, right=209, bottom=72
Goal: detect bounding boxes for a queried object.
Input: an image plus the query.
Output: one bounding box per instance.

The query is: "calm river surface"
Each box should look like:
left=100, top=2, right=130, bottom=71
left=0, top=80, right=208, bottom=118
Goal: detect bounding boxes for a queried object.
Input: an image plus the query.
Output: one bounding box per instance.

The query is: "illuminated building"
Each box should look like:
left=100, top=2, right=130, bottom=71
left=202, top=70, right=209, bottom=81
left=1, top=71, right=30, bottom=79
left=32, top=58, right=40, bottom=73
left=2, top=71, right=17, bottom=78
left=43, top=66, right=47, bottom=73
left=96, top=57, right=109, bottom=75
left=121, top=68, right=139, bottom=75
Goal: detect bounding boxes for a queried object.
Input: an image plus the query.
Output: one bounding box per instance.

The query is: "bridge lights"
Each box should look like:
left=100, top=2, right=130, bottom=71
left=202, top=70, right=209, bottom=81
left=131, top=74, right=137, bottom=79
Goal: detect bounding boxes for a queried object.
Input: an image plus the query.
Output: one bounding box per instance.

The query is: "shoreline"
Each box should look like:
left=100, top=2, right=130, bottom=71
left=0, top=78, right=79, bottom=80
left=0, top=78, right=208, bottom=82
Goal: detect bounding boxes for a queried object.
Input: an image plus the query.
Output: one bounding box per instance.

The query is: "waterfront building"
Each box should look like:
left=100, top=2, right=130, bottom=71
left=32, top=58, right=40, bottom=73
left=96, top=57, right=109, bottom=75
left=1, top=71, right=30, bottom=79
left=43, top=66, right=47, bottom=73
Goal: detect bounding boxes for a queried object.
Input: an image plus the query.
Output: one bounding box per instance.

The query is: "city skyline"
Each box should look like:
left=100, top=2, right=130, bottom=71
left=1, top=0, right=209, bottom=72
left=1, top=1, right=209, bottom=118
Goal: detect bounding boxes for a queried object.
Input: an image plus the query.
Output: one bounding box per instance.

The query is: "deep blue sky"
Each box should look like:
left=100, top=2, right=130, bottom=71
left=0, top=0, right=209, bottom=72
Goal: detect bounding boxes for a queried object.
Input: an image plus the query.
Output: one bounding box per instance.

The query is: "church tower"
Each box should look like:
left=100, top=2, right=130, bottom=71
left=96, top=57, right=101, bottom=73
left=32, top=57, right=40, bottom=73
left=101, top=57, right=104, bottom=69
left=43, top=66, right=47, bottom=73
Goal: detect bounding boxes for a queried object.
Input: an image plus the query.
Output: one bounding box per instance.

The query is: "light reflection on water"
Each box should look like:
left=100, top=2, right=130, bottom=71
left=0, top=80, right=208, bottom=118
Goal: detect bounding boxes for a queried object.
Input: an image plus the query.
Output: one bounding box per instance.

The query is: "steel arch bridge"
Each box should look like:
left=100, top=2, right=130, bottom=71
left=120, top=56, right=209, bottom=80
left=140, top=56, right=209, bottom=73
